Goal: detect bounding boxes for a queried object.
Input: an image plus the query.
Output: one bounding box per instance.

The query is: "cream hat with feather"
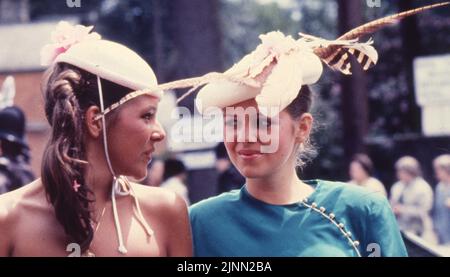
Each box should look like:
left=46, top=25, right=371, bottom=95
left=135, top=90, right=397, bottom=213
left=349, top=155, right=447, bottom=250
left=195, top=31, right=323, bottom=117
left=150, top=2, right=449, bottom=118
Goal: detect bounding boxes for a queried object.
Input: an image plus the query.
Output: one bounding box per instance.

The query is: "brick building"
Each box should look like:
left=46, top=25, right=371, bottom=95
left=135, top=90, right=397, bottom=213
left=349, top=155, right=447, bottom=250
left=0, top=22, right=62, bottom=176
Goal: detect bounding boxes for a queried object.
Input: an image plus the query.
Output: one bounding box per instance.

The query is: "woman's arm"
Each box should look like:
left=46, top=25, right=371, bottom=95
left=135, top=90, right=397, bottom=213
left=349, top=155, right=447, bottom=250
left=364, top=195, right=408, bottom=257
left=166, top=193, right=193, bottom=257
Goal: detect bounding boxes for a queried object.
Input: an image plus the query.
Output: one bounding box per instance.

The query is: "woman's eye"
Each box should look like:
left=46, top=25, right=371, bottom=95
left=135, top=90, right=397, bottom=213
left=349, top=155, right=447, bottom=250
left=258, top=117, right=271, bottom=128
left=225, top=119, right=238, bottom=127
left=143, top=112, right=155, bottom=121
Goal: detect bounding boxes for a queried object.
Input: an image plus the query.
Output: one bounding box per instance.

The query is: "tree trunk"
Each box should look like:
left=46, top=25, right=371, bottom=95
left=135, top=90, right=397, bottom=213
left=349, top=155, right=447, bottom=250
left=338, top=0, right=368, bottom=160
left=151, top=0, right=166, bottom=81
left=398, top=0, right=422, bottom=133
left=166, top=0, right=223, bottom=110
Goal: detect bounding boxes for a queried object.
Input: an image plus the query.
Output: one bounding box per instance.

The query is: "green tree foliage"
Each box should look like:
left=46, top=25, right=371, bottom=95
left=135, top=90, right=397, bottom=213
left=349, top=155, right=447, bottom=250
left=28, top=0, right=449, bottom=182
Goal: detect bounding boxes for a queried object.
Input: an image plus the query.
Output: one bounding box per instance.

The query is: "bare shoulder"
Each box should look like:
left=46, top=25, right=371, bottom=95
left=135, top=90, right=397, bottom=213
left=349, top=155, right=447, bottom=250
left=0, top=182, right=29, bottom=224
left=131, top=183, right=188, bottom=215
left=0, top=190, right=17, bottom=228
left=0, top=180, right=45, bottom=254
left=0, top=180, right=46, bottom=225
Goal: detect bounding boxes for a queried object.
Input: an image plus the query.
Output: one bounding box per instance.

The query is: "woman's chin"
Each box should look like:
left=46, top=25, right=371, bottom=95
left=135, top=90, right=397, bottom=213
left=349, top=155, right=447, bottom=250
left=238, top=168, right=267, bottom=179
left=135, top=173, right=148, bottom=182
left=124, top=169, right=147, bottom=182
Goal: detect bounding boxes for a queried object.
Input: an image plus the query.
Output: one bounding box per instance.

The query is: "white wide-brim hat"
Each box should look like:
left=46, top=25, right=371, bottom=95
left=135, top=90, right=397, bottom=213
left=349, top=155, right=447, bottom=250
left=55, top=39, right=162, bottom=99
left=195, top=51, right=322, bottom=115
left=41, top=21, right=163, bottom=117
left=195, top=31, right=323, bottom=117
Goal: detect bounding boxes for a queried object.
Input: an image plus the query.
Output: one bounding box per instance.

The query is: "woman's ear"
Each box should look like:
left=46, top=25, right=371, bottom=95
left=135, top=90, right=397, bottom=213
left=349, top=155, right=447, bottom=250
left=295, top=113, right=313, bottom=143
left=84, top=106, right=103, bottom=138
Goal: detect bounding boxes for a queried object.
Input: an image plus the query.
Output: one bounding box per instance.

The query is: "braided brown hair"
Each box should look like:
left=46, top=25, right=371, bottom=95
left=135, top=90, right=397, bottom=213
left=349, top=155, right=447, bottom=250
left=41, top=63, right=131, bottom=252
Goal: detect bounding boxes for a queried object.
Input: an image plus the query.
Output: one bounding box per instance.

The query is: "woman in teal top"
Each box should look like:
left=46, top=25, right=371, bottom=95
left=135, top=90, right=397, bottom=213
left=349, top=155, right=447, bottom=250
left=190, top=179, right=406, bottom=257
left=184, top=6, right=438, bottom=256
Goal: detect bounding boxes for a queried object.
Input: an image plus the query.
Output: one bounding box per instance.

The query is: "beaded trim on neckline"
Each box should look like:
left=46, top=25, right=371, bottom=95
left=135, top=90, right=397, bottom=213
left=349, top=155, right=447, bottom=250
left=241, top=180, right=362, bottom=257
left=300, top=198, right=362, bottom=257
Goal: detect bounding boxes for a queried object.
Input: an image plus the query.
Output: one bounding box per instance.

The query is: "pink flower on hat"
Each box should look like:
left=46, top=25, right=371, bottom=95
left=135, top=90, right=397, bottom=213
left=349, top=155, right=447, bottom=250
left=258, top=31, right=298, bottom=59
left=40, top=21, right=101, bottom=66
left=231, top=31, right=299, bottom=80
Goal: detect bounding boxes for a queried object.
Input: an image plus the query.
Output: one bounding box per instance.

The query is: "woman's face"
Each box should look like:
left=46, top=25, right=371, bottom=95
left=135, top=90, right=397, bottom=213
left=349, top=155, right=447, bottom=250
left=349, top=162, right=368, bottom=183
left=396, top=169, right=414, bottom=184
left=223, top=99, right=311, bottom=179
left=107, top=95, right=165, bottom=180
left=434, top=165, right=450, bottom=183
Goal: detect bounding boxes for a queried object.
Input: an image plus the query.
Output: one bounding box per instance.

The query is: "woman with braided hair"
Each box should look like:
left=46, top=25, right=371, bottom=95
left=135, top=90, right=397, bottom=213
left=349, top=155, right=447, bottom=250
left=0, top=22, right=192, bottom=257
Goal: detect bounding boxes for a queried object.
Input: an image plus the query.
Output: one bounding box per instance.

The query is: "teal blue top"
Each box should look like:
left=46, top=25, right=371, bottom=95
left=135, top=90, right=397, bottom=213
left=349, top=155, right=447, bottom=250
left=189, top=180, right=407, bottom=257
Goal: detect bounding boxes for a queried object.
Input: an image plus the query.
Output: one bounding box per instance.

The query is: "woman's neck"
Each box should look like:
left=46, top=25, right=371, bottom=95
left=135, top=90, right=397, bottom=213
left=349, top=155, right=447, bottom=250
left=356, top=176, right=370, bottom=185
left=84, top=142, right=115, bottom=206
left=85, top=166, right=114, bottom=205
left=246, top=164, right=314, bottom=205
left=404, top=177, right=419, bottom=185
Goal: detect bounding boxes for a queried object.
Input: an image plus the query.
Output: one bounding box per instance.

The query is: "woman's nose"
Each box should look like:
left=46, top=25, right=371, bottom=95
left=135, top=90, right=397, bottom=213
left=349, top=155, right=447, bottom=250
left=151, top=121, right=166, bottom=142
left=236, top=123, right=257, bottom=143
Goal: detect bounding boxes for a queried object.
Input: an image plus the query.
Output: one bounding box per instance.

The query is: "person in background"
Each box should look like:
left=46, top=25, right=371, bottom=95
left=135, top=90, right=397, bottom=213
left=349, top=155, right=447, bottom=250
left=348, top=153, right=387, bottom=197
left=390, top=156, right=435, bottom=242
left=0, top=106, right=35, bottom=195
left=161, top=158, right=190, bottom=205
left=214, top=142, right=245, bottom=194
left=144, top=159, right=165, bottom=187
left=432, top=154, right=450, bottom=245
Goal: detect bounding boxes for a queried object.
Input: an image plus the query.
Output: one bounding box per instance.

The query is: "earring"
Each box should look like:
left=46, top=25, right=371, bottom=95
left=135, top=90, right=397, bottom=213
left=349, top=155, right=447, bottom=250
left=299, top=143, right=305, bottom=151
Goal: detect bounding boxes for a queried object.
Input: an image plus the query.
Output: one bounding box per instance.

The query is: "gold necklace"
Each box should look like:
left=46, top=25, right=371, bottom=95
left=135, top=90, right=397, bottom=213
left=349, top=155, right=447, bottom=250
left=82, top=205, right=107, bottom=257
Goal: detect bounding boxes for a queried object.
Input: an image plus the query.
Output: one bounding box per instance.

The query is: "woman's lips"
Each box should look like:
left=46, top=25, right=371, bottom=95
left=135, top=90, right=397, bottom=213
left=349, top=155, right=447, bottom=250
left=144, top=149, right=154, bottom=161
left=237, top=149, right=262, bottom=160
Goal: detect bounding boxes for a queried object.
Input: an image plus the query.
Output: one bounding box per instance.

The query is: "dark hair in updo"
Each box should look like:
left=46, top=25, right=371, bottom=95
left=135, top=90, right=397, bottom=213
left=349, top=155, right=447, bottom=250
left=41, top=62, right=132, bottom=252
left=285, top=85, right=316, bottom=168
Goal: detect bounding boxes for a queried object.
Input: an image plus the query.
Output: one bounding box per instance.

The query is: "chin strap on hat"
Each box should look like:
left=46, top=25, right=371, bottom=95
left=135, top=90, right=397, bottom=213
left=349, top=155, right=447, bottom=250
left=96, top=76, right=154, bottom=255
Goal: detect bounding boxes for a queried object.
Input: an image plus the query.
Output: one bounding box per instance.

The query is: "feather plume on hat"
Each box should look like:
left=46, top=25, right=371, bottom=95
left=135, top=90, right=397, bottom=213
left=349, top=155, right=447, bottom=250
left=132, top=2, right=449, bottom=117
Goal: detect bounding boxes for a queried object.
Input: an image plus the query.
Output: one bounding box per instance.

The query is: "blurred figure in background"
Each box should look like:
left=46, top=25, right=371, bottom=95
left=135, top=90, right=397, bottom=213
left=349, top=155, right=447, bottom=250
left=349, top=153, right=387, bottom=197
left=0, top=106, right=35, bottom=194
left=161, top=158, right=190, bottom=205
left=390, top=156, right=435, bottom=242
left=144, top=159, right=165, bottom=187
left=214, top=142, right=245, bottom=194
left=432, top=155, right=450, bottom=245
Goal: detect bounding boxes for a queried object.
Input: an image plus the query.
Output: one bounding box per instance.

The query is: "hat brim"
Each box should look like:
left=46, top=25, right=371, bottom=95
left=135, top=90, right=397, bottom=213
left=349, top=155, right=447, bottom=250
left=195, top=80, right=260, bottom=114
left=55, top=40, right=162, bottom=99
